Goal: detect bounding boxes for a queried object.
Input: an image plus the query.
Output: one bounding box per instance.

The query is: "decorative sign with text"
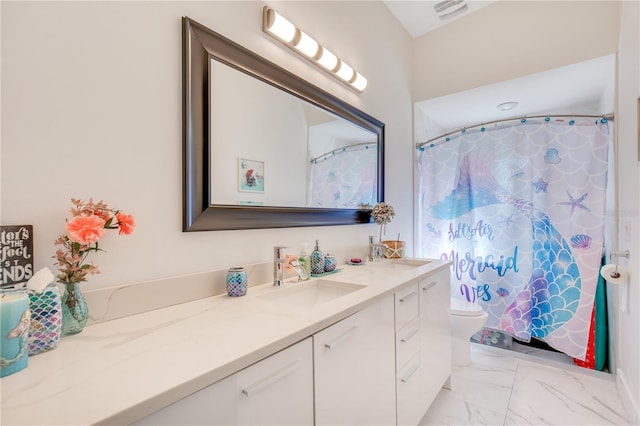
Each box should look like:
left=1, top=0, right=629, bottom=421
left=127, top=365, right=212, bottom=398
left=1, top=225, right=34, bottom=288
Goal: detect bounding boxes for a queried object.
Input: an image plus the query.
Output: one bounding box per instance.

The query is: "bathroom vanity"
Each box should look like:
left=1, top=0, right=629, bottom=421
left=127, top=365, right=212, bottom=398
left=0, top=258, right=451, bottom=425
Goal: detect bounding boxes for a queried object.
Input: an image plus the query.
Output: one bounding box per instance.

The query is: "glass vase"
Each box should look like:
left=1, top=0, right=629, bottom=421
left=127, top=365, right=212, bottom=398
left=60, top=282, right=88, bottom=336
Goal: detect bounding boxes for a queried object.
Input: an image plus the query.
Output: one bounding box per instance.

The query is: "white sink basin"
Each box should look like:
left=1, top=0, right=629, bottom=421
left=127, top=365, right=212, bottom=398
left=258, top=280, right=366, bottom=309
left=371, top=258, right=431, bottom=270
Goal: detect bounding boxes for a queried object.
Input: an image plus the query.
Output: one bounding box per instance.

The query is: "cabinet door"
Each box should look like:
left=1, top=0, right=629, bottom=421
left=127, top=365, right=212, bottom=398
left=395, top=283, right=420, bottom=330
left=419, top=270, right=452, bottom=406
left=236, top=337, right=313, bottom=425
left=133, top=338, right=313, bottom=425
left=314, top=296, right=396, bottom=426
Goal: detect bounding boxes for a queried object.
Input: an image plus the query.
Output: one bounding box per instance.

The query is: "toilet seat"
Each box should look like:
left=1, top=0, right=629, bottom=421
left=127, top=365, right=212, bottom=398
left=450, top=299, right=485, bottom=317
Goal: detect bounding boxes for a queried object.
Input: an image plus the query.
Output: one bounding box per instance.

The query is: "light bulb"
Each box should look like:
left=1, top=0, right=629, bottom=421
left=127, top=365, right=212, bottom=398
left=317, top=47, right=338, bottom=71
left=351, top=72, right=368, bottom=92
left=265, top=9, right=296, bottom=43
left=335, top=61, right=355, bottom=82
left=294, top=31, right=319, bottom=58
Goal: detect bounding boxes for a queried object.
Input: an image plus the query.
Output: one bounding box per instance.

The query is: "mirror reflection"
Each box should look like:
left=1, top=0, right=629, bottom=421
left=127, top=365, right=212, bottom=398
left=210, top=60, right=378, bottom=208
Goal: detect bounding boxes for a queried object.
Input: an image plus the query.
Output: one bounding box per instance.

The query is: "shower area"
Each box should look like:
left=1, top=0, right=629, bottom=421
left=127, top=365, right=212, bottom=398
left=414, top=55, right=618, bottom=371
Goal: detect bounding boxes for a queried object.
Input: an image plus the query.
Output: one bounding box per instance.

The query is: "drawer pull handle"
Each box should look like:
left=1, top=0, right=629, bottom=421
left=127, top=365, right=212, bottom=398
left=241, top=360, right=301, bottom=397
left=399, top=291, right=418, bottom=303
left=400, top=327, right=419, bottom=343
left=422, top=281, right=437, bottom=292
left=400, top=364, right=420, bottom=383
left=324, top=326, right=359, bottom=350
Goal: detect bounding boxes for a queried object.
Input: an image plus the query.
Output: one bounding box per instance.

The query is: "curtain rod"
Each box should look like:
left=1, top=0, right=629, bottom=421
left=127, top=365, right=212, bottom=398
left=416, top=113, right=615, bottom=149
left=310, top=141, right=376, bottom=163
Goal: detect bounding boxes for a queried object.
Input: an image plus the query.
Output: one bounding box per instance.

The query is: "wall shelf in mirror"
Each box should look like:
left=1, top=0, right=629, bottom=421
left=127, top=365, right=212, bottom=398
left=182, top=17, right=384, bottom=231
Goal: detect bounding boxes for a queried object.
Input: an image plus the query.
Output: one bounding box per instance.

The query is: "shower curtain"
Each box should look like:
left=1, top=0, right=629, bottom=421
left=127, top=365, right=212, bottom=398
left=309, top=144, right=377, bottom=208
left=416, top=118, right=612, bottom=359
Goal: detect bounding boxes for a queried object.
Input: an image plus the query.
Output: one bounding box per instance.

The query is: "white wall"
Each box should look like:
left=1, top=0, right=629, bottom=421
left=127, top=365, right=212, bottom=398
left=1, top=1, right=413, bottom=289
left=413, top=1, right=621, bottom=101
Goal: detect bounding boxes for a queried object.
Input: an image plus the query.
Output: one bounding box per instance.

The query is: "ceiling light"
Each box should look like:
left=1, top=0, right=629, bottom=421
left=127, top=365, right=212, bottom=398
left=496, top=102, right=519, bottom=111
left=262, top=6, right=367, bottom=92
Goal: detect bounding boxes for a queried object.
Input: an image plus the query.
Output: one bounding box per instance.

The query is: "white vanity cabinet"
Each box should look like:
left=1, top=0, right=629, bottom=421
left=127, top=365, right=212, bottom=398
left=395, top=270, right=451, bottom=426
left=314, top=295, right=397, bottom=426
left=418, top=269, right=452, bottom=406
left=133, top=337, right=313, bottom=426
left=132, top=265, right=450, bottom=426
left=394, top=283, right=424, bottom=426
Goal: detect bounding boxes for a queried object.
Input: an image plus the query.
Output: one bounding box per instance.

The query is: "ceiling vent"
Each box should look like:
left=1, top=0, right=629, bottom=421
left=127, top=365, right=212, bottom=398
left=433, top=0, right=469, bottom=20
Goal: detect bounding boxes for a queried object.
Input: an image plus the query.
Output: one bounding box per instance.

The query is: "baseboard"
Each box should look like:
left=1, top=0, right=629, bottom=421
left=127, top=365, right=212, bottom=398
left=617, top=368, right=640, bottom=424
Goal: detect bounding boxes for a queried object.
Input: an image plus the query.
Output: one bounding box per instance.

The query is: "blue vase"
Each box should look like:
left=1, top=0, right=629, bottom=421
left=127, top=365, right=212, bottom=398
left=61, top=282, right=88, bottom=336
left=226, top=267, right=248, bottom=297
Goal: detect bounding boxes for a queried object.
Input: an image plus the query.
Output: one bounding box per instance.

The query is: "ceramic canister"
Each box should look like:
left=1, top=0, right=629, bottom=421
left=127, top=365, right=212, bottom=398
left=324, top=254, right=337, bottom=272
left=0, top=289, right=30, bottom=377
left=226, top=267, right=248, bottom=297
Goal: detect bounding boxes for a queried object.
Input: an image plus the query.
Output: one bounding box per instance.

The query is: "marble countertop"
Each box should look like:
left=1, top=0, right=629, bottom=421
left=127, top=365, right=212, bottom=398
left=1, top=258, right=449, bottom=425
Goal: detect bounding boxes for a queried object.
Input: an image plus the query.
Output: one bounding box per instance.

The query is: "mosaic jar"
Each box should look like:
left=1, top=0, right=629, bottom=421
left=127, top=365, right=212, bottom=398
left=324, top=254, right=337, bottom=272
left=226, top=267, right=248, bottom=297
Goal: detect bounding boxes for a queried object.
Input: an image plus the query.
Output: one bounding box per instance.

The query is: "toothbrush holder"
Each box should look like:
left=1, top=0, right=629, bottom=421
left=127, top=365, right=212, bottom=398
left=226, top=267, right=248, bottom=297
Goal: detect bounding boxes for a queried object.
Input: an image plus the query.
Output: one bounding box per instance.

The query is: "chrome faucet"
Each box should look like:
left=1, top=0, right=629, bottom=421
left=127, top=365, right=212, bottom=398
left=273, top=246, right=287, bottom=286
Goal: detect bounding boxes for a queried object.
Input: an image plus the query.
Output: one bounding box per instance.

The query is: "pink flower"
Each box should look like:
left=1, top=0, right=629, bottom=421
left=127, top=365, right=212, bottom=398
left=54, top=198, right=135, bottom=285
left=116, top=213, right=136, bottom=235
left=66, top=214, right=105, bottom=245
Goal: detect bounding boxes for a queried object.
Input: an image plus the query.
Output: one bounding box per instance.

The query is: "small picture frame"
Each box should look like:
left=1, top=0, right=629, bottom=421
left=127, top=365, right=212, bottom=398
left=238, top=158, right=264, bottom=192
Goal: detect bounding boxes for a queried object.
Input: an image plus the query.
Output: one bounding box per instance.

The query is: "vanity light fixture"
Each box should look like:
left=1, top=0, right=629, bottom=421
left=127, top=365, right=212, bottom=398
left=262, top=6, right=368, bottom=92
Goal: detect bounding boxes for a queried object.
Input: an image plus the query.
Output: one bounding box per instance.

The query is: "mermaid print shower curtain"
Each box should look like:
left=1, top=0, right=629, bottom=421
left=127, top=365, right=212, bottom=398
left=417, top=118, right=612, bottom=359
left=309, top=144, right=377, bottom=208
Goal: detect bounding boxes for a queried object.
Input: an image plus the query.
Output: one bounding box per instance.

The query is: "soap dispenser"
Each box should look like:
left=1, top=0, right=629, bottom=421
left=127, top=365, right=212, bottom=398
left=299, top=243, right=311, bottom=280
left=311, top=239, right=324, bottom=275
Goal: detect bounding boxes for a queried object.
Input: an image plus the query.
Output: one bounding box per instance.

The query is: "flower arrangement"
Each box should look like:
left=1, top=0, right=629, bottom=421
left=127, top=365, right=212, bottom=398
left=54, top=198, right=135, bottom=284
left=372, top=202, right=395, bottom=241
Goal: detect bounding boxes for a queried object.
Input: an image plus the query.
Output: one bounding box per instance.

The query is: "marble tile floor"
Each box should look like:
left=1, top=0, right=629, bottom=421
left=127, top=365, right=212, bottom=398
left=420, top=343, right=629, bottom=426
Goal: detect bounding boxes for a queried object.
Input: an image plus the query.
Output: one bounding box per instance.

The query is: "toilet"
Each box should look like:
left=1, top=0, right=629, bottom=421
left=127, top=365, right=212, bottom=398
left=449, top=298, right=489, bottom=366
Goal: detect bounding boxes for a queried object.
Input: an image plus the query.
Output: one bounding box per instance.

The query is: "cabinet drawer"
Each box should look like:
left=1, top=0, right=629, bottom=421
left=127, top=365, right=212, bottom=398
left=133, top=338, right=313, bottom=425
left=395, top=316, right=420, bottom=372
left=396, top=353, right=424, bottom=426
left=395, top=283, right=419, bottom=330
left=314, top=296, right=396, bottom=426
